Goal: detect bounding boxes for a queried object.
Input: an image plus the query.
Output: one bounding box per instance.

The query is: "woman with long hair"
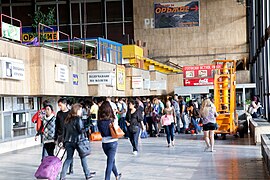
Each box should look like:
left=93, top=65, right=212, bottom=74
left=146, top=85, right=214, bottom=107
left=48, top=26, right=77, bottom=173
left=200, top=99, right=218, bottom=152
left=60, top=103, right=96, bottom=180
left=97, top=101, right=122, bottom=180
left=126, top=99, right=145, bottom=155
left=161, top=99, right=176, bottom=147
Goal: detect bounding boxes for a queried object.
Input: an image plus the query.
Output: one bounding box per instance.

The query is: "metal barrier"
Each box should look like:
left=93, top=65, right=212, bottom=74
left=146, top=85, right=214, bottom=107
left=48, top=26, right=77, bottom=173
left=38, top=23, right=54, bottom=47
left=58, top=30, right=70, bottom=54
left=0, top=13, right=22, bottom=43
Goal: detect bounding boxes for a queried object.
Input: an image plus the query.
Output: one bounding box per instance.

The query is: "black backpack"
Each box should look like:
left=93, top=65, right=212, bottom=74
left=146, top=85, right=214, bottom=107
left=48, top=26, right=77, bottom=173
left=193, top=107, right=200, bottom=118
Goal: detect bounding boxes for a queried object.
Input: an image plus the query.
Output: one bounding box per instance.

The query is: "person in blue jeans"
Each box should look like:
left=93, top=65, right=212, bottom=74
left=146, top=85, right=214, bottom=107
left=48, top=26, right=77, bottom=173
left=162, top=99, right=176, bottom=147
left=118, top=98, right=128, bottom=138
left=187, top=101, right=201, bottom=135
left=98, top=101, right=122, bottom=180
left=60, top=103, right=96, bottom=180
left=126, top=100, right=145, bottom=155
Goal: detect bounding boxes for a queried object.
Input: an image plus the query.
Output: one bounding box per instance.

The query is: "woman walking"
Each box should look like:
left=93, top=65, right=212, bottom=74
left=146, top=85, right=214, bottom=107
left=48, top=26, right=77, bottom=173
left=200, top=99, right=218, bottom=152
left=97, top=101, right=122, bottom=180
left=35, top=104, right=56, bottom=160
left=161, top=99, right=176, bottom=147
left=126, top=100, right=144, bottom=155
left=60, top=103, right=96, bottom=180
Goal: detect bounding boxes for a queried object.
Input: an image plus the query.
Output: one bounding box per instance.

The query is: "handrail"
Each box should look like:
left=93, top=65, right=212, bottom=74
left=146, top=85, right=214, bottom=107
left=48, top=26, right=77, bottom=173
left=0, top=13, right=22, bottom=43
left=38, top=23, right=54, bottom=47
left=58, top=30, right=70, bottom=54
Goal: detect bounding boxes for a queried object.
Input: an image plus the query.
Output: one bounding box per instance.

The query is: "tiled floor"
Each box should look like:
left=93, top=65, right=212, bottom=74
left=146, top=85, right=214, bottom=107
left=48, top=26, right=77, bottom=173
left=0, top=134, right=269, bottom=180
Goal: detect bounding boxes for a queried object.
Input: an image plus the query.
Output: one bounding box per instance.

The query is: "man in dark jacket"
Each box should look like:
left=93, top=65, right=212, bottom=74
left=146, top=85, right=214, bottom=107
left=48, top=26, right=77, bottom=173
left=55, top=98, right=73, bottom=174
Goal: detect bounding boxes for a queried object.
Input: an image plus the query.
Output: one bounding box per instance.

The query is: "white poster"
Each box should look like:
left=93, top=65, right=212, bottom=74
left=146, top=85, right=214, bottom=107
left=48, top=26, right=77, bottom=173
left=1, top=22, right=21, bottom=41
left=0, top=57, right=25, bottom=80
left=143, top=79, right=150, bottom=90
left=87, top=71, right=115, bottom=86
left=55, top=64, right=69, bottom=82
left=150, top=80, right=167, bottom=90
left=4, top=97, right=12, bottom=111
left=132, top=77, right=143, bottom=89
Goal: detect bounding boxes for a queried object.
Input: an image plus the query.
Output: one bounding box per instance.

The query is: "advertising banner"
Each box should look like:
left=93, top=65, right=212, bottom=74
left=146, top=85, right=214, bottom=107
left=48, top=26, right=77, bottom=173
left=88, top=71, right=115, bottom=86
left=0, top=57, right=25, bottom=80
left=1, top=22, right=21, bottom=41
left=116, top=65, right=125, bottom=91
left=154, top=1, right=200, bottom=28
left=183, top=64, right=222, bottom=86
left=55, top=64, right=69, bottom=83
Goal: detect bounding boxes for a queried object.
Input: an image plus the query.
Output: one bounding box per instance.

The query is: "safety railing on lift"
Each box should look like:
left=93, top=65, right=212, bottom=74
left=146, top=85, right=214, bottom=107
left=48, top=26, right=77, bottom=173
left=0, top=14, right=22, bottom=43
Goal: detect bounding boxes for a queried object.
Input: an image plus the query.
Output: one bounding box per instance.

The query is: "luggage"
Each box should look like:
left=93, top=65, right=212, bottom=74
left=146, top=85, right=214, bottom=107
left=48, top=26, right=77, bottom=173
left=35, top=148, right=65, bottom=180
left=90, top=132, right=102, bottom=141
left=140, top=130, right=148, bottom=139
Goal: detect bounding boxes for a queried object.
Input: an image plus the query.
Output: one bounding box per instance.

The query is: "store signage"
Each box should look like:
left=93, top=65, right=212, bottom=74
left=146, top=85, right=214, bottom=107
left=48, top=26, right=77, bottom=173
left=183, top=64, right=222, bottom=86
left=1, top=22, right=21, bottom=41
left=0, top=57, right=25, bottom=80
left=22, top=26, right=58, bottom=42
left=55, top=64, right=69, bottom=82
left=132, top=77, right=143, bottom=89
left=73, top=74, right=78, bottom=85
left=88, top=71, right=115, bottom=86
left=143, top=79, right=151, bottom=90
left=154, top=1, right=200, bottom=28
left=116, top=65, right=126, bottom=91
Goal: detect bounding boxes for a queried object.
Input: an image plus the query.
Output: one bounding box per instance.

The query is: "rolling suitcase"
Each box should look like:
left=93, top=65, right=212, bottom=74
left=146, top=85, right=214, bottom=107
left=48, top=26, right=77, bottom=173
left=35, top=148, right=66, bottom=180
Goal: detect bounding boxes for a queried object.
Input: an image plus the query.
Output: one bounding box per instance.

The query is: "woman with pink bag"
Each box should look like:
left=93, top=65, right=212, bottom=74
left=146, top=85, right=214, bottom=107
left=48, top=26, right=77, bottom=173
left=161, top=99, right=176, bottom=147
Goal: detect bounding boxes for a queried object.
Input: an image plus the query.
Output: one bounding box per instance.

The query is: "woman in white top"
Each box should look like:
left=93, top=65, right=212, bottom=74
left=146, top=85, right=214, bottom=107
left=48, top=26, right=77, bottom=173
left=200, top=99, right=218, bottom=152
left=161, top=99, right=176, bottom=147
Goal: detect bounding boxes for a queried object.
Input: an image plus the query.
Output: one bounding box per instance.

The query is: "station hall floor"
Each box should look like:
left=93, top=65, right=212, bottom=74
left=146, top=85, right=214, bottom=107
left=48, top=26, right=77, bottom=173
left=0, top=134, right=269, bottom=180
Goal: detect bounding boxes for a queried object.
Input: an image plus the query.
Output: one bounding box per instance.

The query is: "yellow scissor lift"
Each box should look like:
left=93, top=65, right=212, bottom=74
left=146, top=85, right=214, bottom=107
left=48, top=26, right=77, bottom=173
left=213, top=60, right=238, bottom=140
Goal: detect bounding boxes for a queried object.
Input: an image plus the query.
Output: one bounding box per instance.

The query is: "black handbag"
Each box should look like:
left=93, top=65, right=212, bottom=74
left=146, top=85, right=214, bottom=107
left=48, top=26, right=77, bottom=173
left=77, top=132, right=91, bottom=158
left=129, top=125, right=139, bottom=133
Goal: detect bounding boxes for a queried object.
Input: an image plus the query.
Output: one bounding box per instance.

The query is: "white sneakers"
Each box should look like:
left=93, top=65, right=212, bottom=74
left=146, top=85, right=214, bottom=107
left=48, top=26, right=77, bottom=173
left=132, top=151, right=138, bottom=155
left=204, top=146, right=215, bottom=152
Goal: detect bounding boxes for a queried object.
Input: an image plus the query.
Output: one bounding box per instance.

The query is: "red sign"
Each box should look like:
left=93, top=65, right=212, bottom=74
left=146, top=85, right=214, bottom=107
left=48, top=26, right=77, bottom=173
left=184, top=78, right=214, bottom=86
left=183, top=64, right=222, bottom=86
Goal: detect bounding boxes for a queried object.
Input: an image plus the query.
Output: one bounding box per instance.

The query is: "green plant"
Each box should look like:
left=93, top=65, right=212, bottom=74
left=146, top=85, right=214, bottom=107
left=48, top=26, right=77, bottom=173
left=32, top=7, right=56, bottom=41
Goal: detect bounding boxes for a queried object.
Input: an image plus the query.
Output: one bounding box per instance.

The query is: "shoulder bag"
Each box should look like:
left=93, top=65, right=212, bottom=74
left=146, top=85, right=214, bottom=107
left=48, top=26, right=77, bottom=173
left=109, top=122, right=125, bottom=139
left=77, top=131, right=91, bottom=158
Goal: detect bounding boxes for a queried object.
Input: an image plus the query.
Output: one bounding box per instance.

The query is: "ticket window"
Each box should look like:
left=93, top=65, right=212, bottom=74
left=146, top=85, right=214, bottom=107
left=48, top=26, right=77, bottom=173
left=13, top=112, right=27, bottom=137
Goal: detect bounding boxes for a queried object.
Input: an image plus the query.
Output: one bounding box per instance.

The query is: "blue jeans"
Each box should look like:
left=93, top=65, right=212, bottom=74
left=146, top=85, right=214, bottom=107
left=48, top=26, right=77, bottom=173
left=60, top=142, right=90, bottom=179
left=164, top=123, right=175, bottom=144
left=129, top=128, right=140, bottom=152
left=119, top=117, right=128, bottom=137
left=102, top=141, right=119, bottom=180
left=191, top=116, right=201, bottom=134
left=175, top=112, right=181, bottom=133
left=180, top=113, right=187, bottom=132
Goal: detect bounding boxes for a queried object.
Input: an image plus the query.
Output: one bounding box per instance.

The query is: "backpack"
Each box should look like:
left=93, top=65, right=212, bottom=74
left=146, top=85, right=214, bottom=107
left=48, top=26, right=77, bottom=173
left=193, top=107, right=200, bottom=118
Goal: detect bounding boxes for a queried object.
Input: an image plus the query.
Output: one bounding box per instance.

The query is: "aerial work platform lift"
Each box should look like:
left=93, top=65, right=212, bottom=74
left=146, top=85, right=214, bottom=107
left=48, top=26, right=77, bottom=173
left=213, top=60, right=238, bottom=139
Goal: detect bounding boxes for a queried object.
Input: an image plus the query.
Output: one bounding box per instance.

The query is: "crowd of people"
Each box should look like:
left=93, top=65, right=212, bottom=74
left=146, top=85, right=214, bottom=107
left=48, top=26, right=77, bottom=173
left=32, top=95, right=219, bottom=180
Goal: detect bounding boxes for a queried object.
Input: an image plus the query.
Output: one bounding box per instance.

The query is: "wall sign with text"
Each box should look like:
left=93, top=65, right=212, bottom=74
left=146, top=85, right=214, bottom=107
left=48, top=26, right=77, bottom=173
left=55, top=64, right=69, bottom=83
left=0, top=57, right=25, bottom=80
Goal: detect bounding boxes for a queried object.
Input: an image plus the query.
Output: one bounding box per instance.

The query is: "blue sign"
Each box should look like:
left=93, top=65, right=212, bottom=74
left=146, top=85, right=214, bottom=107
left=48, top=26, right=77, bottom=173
left=73, top=74, right=78, bottom=85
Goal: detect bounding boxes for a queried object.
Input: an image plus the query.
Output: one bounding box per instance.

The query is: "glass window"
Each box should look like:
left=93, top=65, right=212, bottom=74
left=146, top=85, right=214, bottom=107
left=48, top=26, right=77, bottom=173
left=236, top=90, right=244, bottom=110
left=13, top=112, right=27, bottom=137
